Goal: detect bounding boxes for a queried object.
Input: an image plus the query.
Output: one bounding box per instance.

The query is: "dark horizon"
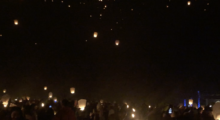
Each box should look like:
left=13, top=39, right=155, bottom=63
left=0, top=0, right=219, bottom=104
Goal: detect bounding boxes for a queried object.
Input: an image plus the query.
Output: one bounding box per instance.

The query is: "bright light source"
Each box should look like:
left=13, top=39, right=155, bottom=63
left=132, top=108, right=135, bottom=112
left=80, top=107, right=85, bottom=111
left=93, top=32, right=98, bottom=38
left=41, top=103, right=45, bottom=107
left=54, top=98, right=57, bottom=103
left=15, top=99, right=18, bottom=101
left=104, top=5, right=107, bottom=8
left=115, top=40, right=119, bottom=46
left=166, top=5, right=169, bottom=8
left=3, top=104, right=7, bottom=108
left=100, top=14, right=102, bottom=16
left=14, top=19, right=19, bottom=25
left=209, top=105, right=212, bottom=107
left=54, top=111, right=57, bottom=115
left=149, top=105, right=151, bottom=108
left=68, top=5, right=71, bottom=7
left=127, top=105, right=129, bottom=108
left=3, top=89, right=6, bottom=93
left=44, top=86, right=47, bottom=90
left=131, top=114, right=135, bottom=118
left=187, top=1, right=191, bottom=6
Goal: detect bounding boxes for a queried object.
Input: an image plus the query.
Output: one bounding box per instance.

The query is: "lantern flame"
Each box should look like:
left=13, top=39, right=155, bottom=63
left=187, top=1, right=191, bottom=6
left=132, top=114, right=135, bottom=118
left=41, top=103, right=45, bottom=107
left=44, top=86, right=47, bottom=90
left=94, top=32, right=98, bottom=38
left=70, top=87, right=75, bottom=94
left=14, top=20, right=18, bottom=25
left=3, top=89, right=6, bottom=93
left=115, top=40, right=119, bottom=46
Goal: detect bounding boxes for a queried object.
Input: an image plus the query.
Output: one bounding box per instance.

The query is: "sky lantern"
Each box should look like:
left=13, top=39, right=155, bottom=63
left=0, top=34, right=2, bottom=37
left=54, top=97, right=57, bottom=103
left=100, top=14, right=102, bottom=16
left=189, top=99, right=193, bottom=106
left=127, top=105, right=129, bottom=108
left=51, top=0, right=53, bottom=2
left=149, top=105, right=151, bottom=108
left=104, top=5, right=107, bottom=8
left=3, top=89, right=6, bottom=93
left=49, top=92, right=53, bottom=98
left=61, top=1, right=63, bottom=3
left=19, top=99, right=22, bottom=103
left=68, top=5, right=71, bottom=7
left=44, top=86, right=47, bottom=90
left=131, top=114, right=135, bottom=118
left=41, top=103, right=45, bottom=107
left=132, top=108, right=136, bottom=112
left=166, top=5, right=169, bottom=8
left=1, top=94, right=10, bottom=108
left=115, top=40, right=119, bottom=46
left=93, top=32, right=98, bottom=38
left=187, top=1, right=191, bottom=6
left=207, top=3, right=209, bottom=5
left=14, top=19, right=18, bottom=25
left=70, top=87, right=75, bottom=94
left=26, top=96, right=30, bottom=100
left=78, top=99, right=87, bottom=111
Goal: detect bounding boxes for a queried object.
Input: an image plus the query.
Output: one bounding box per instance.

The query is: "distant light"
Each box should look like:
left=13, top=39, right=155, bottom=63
left=51, top=0, right=53, bottom=2
left=49, top=105, right=52, bottom=108
left=54, top=111, right=57, bottom=115
left=104, top=5, right=107, bottom=8
left=15, top=99, right=18, bottom=101
left=207, top=3, right=209, bottom=5
left=93, top=32, right=98, bottom=38
left=209, top=105, right=212, bottom=107
left=49, top=92, right=53, bottom=98
left=127, top=105, right=129, bottom=108
left=41, top=103, right=45, bottom=107
left=26, top=96, right=30, bottom=101
left=187, top=1, right=191, bottom=6
left=83, top=2, right=85, bottom=4
left=3, top=104, right=7, bottom=108
left=111, top=29, right=113, bottom=31
left=131, top=114, right=135, bottom=118
left=44, top=0, right=46, bottom=2
left=70, top=87, right=75, bottom=94
left=0, top=34, right=2, bottom=37
left=14, top=19, right=18, bottom=25
left=116, top=22, right=118, bottom=24
left=99, top=0, right=102, bottom=2
left=132, top=108, right=135, bottom=112
left=115, top=40, right=119, bottom=46
left=3, top=89, right=6, bottom=93
left=100, top=14, right=102, bottom=16
left=61, top=1, right=63, bottom=3
left=44, top=86, right=47, bottom=90
left=166, top=5, right=169, bottom=8
left=131, top=9, right=133, bottom=11
left=80, top=107, right=85, bottom=111
left=54, top=98, right=57, bottom=103
left=68, top=5, right=71, bottom=7
left=168, top=108, right=172, bottom=114
left=19, top=99, right=22, bottom=103
left=149, top=105, right=151, bottom=108
left=35, top=43, right=37, bottom=45
left=85, top=40, right=87, bottom=42
left=189, top=99, right=193, bottom=106
left=90, top=15, right=92, bottom=17
left=204, top=9, right=206, bottom=11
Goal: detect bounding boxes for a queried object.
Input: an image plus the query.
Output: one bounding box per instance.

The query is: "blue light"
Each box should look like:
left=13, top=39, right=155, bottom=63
left=49, top=105, right=52, bottom=108
left=198, top=91, right=201, bottom=108
left=184, top=99, right=186, bottom=107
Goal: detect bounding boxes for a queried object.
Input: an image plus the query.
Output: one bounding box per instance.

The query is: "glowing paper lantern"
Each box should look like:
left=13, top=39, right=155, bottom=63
left=115, top=40, right=119, bottom=46
left=68, top=5, right=71, bottom=7
left=149, top=105, right=151, bottom=108
left=70, top=87, right=75, bottom=94
left=49, top=92, right=53, bottom=98
left=132, top=108, right=135, bottom=112
left=0, top=34, right=2, bottom=37
left=54, top=98, right=57, bottom=102
left=93, top=32, right=98, bottom=38
left=44, top=86, right=47, bottom=90
left=14, top=19, right=18, bottom=25
left=61, top=1, right=63, bottom=3
left=166, top=5, right=169, bottom=8
left=131, top=114, right=135, bottom=118
left=26, top=96, right=30, bottom=100
left=19, top=99, right=22, bottom=103
left=100, top=14, right=102, bottom=16
left=3, top=89, right=6, bottom=93
left=1, top=94, right=10, bottom=108
left=189, top=99, right=193, bottom=106
left=41, top=103, right=45, bottom=107
left=127, top=105, right=129, bottom=108
left=187, top=1, right=191, bottom=6
left=78, top=99, right=87, bottom=111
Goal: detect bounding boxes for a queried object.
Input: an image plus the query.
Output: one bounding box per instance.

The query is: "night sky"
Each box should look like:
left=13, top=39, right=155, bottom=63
left=0, top=0, right=219, bottom=103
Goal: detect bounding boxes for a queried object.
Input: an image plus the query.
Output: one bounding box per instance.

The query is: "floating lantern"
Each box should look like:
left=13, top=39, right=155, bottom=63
left=19, top=99, right=22, bottom=103
left=93, top=32, right=98, bottom=38
left=49, top=92, right=53, bottom=98
left=70, top=87, right=75, bottom=94
left=14, top=19, right=18, bottom=25
left=99, top=0, right=102, bottom=2
left=115, top=40, right=119, bottom=46
left=61, top=1, right=63, bottom=3
left=41, top=103, right=45, bottom=107
left=44, top=0, right=46, bottom=2
left=15, top=99, right=18, bottom=101
left=54, top=98, right=57, bottom=103
left=104, top=5, right=107, bottom=8
left=131, top=9, right=133, bottom=11
left=187, top=1, right=191, bottom=6
left=207, top=3, right=209, bottom=5
left=100, top=99, right=104, bottom=104
left=26, top=96, right=30, bottom=100
left=90, top=15, right=92, bottom=17
left=204, top=9, right=206, bottom=11
left=132, top=108, right=135, bottom=112
left=131, top=114, right=135, bottom=118
left=166, top=5, right=169, bottom=8
left=78, top=99, right=87, bottom=111
left=68, top=5, right=71, bottom=7
left=127, top=105, right=129, bottom=108
left=3, top=89, right=6, bottom=93
left=51, top=0, right=53, bottom=2
left=189, top=99, right=193, bottom=106
left=100, top=14, right=102, bottom=16
left=44, top=86, right=47, bottom=90
left=149, top=105, right=151, bottom=108
left=0, top=34, right=2, bottom=37
left=54, top=111, right=57, bottom=115
left=1, top=94, right=10, bottom=108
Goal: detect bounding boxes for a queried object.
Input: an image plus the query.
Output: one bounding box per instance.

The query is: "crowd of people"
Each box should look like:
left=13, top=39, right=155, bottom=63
left=0, top=98, right=217, bottom=120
